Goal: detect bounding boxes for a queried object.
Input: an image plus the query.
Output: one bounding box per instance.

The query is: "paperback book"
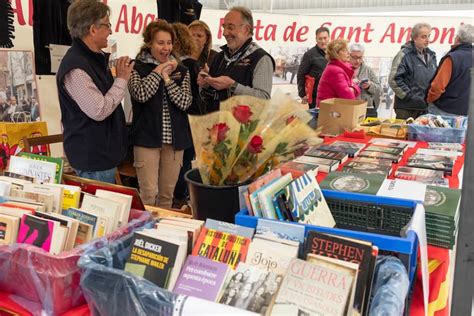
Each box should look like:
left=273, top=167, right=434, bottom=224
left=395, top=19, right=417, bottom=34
left=124, top=232, right=186, bottom=289
left=358, top=150, right=401, bottom=163
left=283, top=170, right=335, bottom=227
left=394, top=167, right=445, bottom=182
left=173, top=256, right=230, bottom=302
left=218, top=263, right=282, bottom=314
left=192, top=227, right=250, bottom=269
left=317, top=141, right=366, bottom=157
left=279, top=161, right=319, bottom=179
left=271, top=258, right=354, bottom=316
left=294, top=156, right=338, bottom=173
left=8, top=156, right=57, bottom=184
left=204, top=218, right=254, bottom=239
left=303, top=148, right=348, bottom=164
left=18, top=153, right=64, bottom=184
left=363, top=145, right=404, bottom=156
left=303, top=231, right=376, bottom=315
left=342, top=161, right=392, bottom=176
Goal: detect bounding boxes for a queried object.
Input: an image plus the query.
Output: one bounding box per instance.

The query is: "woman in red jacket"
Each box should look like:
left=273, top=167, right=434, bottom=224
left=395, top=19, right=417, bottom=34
left=316, top=39, right=361, bottom=107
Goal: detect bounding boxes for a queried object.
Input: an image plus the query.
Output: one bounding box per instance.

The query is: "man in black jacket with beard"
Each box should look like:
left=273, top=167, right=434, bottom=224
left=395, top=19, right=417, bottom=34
left=297, top=26, right=330, bottom=109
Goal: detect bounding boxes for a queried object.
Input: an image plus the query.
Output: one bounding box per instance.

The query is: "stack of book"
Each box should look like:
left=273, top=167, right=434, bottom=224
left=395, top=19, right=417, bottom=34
left=271, top=230, right=378, bottom=315
left=394, top=166, right=448, bottom=187
left=423, top=186, right=461, bottom=249
left=242, top=168, right=335, bottom=227
left=358, top=144, right=404, bottom=163
left=342, top=156, right=393, bottom=176
left=407, top=148, right=459, bottom=177
left=0, top=171, right=136, bottom=253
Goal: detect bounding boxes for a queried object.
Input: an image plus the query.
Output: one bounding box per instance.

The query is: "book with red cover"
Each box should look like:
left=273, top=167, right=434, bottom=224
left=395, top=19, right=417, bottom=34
left=192, top=227, right=250, bottom=269
left=303, top=230, right=377, bottom=316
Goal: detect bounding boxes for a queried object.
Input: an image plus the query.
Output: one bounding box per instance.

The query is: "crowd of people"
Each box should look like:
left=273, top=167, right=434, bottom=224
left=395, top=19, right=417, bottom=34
left=0, top=93, right=40, bottom=122
left=298, top=22, right=473, bottom=119
left=56, top=0, right=472, bottom=209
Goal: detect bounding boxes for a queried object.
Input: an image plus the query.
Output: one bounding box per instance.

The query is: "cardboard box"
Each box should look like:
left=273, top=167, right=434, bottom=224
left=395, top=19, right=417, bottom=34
left=317, top=98, right=367, bottom=136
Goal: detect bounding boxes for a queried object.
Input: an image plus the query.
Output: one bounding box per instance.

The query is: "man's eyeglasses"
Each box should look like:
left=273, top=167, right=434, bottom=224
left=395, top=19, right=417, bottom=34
left=97, top=23, right=112, bottom=29
left=221, top=23, right=245, bottom=32
left=350, top=55, right=364, bottom=61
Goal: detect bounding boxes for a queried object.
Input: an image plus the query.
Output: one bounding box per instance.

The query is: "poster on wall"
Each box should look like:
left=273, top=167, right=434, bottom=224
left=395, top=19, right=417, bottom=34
left=6, top=0, right=469, bottom=103
left=0, top=50, right=41, bottom=123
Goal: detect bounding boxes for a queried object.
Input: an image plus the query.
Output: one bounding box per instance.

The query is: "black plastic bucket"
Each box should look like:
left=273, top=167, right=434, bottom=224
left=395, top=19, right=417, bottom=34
left=185, top=168, right=248, bottom=223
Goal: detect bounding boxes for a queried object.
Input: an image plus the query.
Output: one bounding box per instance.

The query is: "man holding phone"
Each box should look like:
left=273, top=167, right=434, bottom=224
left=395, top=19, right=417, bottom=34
left=197, top=6, right=275, bottom=112
left=349, top=43, right=382, bottom=117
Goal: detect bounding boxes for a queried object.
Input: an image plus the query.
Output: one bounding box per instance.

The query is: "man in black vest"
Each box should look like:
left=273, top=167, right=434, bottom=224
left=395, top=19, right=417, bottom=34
left=426, top=24, right=473, bottom=116
left=56, top=0, right=134, bottom=183
left=198, top=6, right=275, bottom=112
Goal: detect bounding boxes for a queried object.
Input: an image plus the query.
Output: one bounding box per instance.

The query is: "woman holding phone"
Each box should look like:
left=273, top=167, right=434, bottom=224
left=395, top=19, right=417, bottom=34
left=349, top=43, right=382, bottom=117
left=128, top=20, right=192, bottom=207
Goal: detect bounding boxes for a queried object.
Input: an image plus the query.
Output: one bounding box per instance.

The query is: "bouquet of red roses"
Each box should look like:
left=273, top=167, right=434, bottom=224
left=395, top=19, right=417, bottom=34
left=189, top=94, right=322, bottom=185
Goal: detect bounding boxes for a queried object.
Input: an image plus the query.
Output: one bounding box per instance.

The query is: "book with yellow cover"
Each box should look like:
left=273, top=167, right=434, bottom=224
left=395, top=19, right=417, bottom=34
left=61, top=185, right=81, bottom=210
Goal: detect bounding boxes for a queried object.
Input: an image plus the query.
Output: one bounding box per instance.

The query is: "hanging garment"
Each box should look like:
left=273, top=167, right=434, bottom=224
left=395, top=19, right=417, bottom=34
left=33, top=0, right=72, bottom=74
left=0, top=0, right=15, bottom=48
left=157, top=0, right=201, bottom=24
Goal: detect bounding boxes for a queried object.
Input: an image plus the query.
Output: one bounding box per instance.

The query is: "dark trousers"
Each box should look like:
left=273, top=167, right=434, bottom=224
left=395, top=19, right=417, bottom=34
left=173, top=145, right=195, bottom=200
left=395, top=108, right=427, bottom=120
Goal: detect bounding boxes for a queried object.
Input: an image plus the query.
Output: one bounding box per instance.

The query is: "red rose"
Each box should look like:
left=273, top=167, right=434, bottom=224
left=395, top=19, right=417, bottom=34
left=286, top=115, right=296, bottom=125
left=232, top=105, right=253, bottom=124
left=210, top=123, right=230, bottom=142
left=247, top=135, right=263, bottom=154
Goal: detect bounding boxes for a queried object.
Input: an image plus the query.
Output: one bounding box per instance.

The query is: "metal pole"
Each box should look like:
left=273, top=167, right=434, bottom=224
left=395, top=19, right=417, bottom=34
left=451, top=58, right=474, bottom=315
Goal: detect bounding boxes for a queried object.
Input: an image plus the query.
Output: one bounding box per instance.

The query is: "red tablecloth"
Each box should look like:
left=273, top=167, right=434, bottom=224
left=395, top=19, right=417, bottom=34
left=317, top=135, right=463, bottom=316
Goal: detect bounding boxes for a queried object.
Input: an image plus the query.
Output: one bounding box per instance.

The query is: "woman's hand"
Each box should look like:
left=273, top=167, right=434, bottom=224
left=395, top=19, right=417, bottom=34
left=162, top=60, right=178, bottom=76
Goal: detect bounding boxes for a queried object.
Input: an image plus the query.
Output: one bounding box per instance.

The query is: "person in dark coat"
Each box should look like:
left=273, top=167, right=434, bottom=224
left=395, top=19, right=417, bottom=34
left=389, top=22, right=437, bottom=119
left=297, top=26, right=330, bottom=108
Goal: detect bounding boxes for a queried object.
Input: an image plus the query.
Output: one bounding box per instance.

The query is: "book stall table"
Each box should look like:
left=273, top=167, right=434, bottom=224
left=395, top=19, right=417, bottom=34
left=316, top=135, right=464, bottom=316
left=77, top=229, right=256, bottom=316
left=0, top=210, right=153, bottom=315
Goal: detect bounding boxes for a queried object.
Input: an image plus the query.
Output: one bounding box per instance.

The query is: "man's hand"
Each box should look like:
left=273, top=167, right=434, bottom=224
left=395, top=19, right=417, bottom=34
left=197, top=70, right=209, bottom=87
left=205, top=75, right=235, bottom=90
left=116, top=56, right=134, bottom=80
left=301, top=96, right=308, bottom=104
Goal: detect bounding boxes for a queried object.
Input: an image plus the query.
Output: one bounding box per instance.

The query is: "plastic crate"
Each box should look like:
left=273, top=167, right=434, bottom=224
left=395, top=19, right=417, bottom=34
left=0, top=210, right=152, bottom=316
left=408, top=115, right=467, bottom=143
left=235, top=193, right=419, bottom=285
left=323, top=189, right=415, bottom=236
